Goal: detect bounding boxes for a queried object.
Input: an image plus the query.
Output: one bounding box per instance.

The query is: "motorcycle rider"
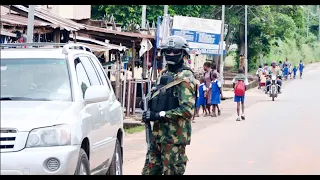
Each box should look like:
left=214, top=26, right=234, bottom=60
left=265, top=61, right=282, bottom=93
left=141, top=35, right=197, bottom=175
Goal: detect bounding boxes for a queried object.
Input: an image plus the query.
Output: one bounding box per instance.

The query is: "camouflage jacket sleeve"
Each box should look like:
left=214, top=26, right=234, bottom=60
left=165, top=70, right=196, bottom=121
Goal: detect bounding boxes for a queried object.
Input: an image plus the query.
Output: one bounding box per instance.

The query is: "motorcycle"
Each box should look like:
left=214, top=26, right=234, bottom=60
left=268, top=75, right=279, bottom=101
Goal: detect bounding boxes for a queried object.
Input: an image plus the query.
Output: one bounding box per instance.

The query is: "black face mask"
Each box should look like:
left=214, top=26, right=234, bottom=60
left=167, top=59, right=184, bottom=73
left=165, top=54, right=183, bottom=65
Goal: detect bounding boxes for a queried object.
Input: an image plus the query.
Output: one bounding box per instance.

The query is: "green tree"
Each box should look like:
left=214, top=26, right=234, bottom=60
left=91, top=5, right=320, bottom=70
left=91, top=5, right=217, bottom=28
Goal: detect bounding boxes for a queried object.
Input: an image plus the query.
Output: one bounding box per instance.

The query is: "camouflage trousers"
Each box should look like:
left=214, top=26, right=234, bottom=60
left=141, top=142, right=188, bottom=175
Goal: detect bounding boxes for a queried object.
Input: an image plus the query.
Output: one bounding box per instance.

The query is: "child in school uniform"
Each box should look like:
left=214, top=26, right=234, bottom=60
left=195, top=77, right=208, bottom=117
left=232, top=68, right=249, bottom=121
left=293, top=66, right=298, bottom=79
left=209, top=73, right=223, bottom=117
left=299, top=60, right=304, bottom=79
left=288, top=65, right=293, bottom=79
left=283, top=64, right=289, bottom=80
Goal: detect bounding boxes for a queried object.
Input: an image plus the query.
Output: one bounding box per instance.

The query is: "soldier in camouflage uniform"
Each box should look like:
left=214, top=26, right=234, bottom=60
left=141, top=35, right=197, bottom=175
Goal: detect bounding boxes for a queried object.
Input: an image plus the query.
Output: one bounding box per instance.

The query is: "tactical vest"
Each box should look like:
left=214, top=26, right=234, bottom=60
left=150, top=65, right=193, bottom=112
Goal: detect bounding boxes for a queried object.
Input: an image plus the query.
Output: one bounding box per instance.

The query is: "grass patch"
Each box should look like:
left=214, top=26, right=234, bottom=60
left=124, top=125, right=145, bottom=134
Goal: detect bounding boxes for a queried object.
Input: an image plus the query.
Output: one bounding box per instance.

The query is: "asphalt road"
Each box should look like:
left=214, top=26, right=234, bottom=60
left=124, top=63, right=320, bottom=175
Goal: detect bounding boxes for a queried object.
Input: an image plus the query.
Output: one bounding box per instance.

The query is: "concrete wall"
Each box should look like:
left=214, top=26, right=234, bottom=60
left=1, top=6, right=10, bottom=15
left=43, top=5, right=91, bottom=20
left=73, top=5, right=91, bottom=20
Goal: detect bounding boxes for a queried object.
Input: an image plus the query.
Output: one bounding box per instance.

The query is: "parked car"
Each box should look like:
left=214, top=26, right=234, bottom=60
left=0, top=43, right=124, bottom=175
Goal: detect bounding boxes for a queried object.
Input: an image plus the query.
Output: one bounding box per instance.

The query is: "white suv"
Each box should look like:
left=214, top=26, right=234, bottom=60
left=0, top=43, right=124, bottom=175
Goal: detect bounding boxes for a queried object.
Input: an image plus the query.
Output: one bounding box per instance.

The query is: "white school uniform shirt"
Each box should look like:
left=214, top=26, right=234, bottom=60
left=209, top=79, right=222, bottom=88
left=256, top=68, right=263, bottom=75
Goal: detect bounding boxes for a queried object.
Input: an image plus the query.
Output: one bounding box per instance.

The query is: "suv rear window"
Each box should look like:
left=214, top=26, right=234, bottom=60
left=1, top=58, right=72, bottom=101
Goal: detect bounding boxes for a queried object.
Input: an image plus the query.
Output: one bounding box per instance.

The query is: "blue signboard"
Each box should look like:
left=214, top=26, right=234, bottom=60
left=172, top=16, right=224, bottom=55
left=171, top=29, right=221, bottom=45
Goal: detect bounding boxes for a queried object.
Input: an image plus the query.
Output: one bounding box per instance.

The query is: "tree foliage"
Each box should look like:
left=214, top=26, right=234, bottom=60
left=91, top=5, right=216, bottom=28
left=91, top=5, right=320, bottom=70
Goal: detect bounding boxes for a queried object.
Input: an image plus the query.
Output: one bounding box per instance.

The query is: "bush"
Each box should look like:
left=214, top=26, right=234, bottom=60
left=264, top=38, right=320, bottom=66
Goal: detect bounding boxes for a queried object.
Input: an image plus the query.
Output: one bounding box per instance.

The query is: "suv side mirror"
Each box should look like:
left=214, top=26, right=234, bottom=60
left=84, top=85, right=110, bottom=104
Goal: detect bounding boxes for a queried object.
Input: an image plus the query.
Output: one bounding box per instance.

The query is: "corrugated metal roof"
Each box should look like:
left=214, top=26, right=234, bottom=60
left=83, top=24, right=155, bottom=39
left=11, top=5, right=85, bottom=31
left=0, top=14, right=54, bottom=27
left=69, top=34, right=126, bottom=51
left=3, top=5, right=154, bottom=40
left=73, top=42, right=112, bottom=52
left=1, top=29, right=17, bottom=37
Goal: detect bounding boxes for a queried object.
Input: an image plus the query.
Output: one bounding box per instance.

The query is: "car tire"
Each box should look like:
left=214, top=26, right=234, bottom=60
left=74, top=148, right=90, bottom=175
left=107, top=139, right=123, bottom=175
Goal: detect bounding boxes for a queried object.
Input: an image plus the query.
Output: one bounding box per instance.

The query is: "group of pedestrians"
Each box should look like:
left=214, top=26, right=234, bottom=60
left=194, top=62, right=223, bottom=119
left=279, top=58, right=304, bottom=80
left=193, top=62, right=249, bottom=122
left=140, top=35, right=307, bottom=175
left=256, top=58, right=305, bottom=92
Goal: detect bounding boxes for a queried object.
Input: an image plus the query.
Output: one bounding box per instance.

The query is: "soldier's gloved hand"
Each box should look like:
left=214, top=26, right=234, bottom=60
left=142, top=111, right=162, bottom=122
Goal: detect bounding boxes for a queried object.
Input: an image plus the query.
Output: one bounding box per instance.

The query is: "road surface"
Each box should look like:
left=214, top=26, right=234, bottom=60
left=124, top=63, right=320, bottom=175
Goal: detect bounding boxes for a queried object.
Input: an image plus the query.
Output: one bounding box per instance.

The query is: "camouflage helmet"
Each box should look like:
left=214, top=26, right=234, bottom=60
left=160, top=35, right=190, bottom=51
left=160, top=35, right=190, bottom=65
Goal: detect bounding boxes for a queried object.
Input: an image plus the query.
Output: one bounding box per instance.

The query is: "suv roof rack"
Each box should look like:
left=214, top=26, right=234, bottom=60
left=62, top=43, right=93, bottom=55
left=0, top=42, right=66, bottom=48
left=1, top=42, right=94, bottom=54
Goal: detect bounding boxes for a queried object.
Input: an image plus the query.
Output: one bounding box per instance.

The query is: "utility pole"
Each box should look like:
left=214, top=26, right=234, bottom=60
left=162, top=6, right=169, bottom=71
left=141, top=5, right=147, bottom=29
left=219, top=5, right=225, bottom=86
left=164, top=5, right=168, bottom=16
left=115, top=52, right=123, bottom=101
left=245, top=5, right=248, bottom=78
left=27, top=5, right=35, bottom=43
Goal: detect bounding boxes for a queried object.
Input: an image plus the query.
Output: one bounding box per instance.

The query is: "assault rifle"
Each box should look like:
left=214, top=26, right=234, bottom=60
left=141, top=79, right=152, bottom=163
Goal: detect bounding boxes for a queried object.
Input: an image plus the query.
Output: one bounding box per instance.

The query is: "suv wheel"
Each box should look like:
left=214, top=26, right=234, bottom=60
left=107, top=139, right=123, bottom=175
left=74, top=148, right=90, bottom=175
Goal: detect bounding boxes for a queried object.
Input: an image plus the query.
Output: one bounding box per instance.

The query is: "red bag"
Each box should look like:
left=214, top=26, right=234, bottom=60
left=234, top=80, right=245, bottom=96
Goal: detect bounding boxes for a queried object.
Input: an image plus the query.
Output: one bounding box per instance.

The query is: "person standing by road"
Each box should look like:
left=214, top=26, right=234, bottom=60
left=299, top=60, right=304, bottom=79
left=256, top=65, right=264, bottom=89
left=195, top=77, right=208, bottom=117
left=293, top=65, right=298, bottom=79
left=232, top=68, right=249, bottom=121
left=141, top=35, right=197, bottom=175
left=203, top=62, right=213, bottom=116
left=284, top=57, right=291, bottom=71
left=283, top=64, right=289, bottom=80
left=278, top=61, right=283, bottom=71
left=209, top=73, right=223, bottom=117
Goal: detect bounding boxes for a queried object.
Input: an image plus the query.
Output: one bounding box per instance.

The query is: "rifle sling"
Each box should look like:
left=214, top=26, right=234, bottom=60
left=150, top=79, right=188, bottom=99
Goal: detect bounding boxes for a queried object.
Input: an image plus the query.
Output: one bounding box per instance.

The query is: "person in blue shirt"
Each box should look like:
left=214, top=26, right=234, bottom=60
left=292, top=66, right=298, bottom=79
left=195, top=77, right=208, bottom=118
left=209, top=73, right=223, bottom=117
left=299, top=60, right=304, bottom=79
left=283, top=64, right=289, bottom=80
